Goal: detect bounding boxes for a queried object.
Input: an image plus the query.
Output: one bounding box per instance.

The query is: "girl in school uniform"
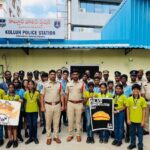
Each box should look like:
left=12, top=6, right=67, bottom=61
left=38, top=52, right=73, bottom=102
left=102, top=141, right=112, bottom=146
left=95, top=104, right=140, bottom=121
left=24, top=80, right=40, bottom=145
left=112, top=84, right=127, bottom=146
left=98, top=83, right=112, bottom=143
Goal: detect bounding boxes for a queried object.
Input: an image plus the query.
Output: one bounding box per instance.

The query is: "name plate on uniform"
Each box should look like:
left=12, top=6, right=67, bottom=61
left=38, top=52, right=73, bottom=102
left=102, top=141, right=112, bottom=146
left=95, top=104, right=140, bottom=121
left=90, top=98, right=114, bottom=131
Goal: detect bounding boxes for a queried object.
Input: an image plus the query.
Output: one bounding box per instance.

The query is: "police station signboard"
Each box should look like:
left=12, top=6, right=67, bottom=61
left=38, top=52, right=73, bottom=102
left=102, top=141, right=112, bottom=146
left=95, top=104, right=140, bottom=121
left=0, top=99, right=21, bottom=126
left=0, top=18, right=64, bottom=39
left=90, top=98, right=114, bottom=131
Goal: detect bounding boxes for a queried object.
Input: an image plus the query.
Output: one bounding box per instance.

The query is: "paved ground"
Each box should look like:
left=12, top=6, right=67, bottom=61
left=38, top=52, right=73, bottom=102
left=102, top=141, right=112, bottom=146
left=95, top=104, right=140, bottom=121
left=1, top=125, right=150, bottom=150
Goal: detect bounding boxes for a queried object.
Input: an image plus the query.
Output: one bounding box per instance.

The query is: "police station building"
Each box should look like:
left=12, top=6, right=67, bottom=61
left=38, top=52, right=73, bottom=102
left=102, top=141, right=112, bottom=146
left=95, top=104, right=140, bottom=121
left=0, top=0, right=149, bottom=80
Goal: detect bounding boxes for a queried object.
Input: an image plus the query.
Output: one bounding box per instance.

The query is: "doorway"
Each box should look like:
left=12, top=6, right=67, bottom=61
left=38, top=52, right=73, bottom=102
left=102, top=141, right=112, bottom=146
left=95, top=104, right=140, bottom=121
left=70, top=65, right=99, bottom=79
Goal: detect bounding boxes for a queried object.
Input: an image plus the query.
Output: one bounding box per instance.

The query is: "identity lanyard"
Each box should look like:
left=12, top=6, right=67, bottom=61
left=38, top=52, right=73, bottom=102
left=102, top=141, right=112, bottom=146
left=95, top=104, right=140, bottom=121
left=89, top=92, right=94, bottom=98
left=133, top=98, right=138, bottom=106
left=115, top=95, right=121, bottom=103
left=9, top=95, right=15, bottom=101
left=101, top=93, right=107, bottom=98
left=29, top=92, right=35, bottom=101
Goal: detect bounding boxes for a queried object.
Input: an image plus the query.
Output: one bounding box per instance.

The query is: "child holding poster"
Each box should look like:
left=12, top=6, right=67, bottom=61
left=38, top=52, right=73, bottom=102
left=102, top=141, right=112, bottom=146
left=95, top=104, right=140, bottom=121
left=98, top=83, right=112, bottom=143
left=3, top=83, right=21, bottom=148
left=83, top=82, right=98, bottom=144
left=24, top=80, right=40, bottom=145
left=112, top=84, right=127, bottom=146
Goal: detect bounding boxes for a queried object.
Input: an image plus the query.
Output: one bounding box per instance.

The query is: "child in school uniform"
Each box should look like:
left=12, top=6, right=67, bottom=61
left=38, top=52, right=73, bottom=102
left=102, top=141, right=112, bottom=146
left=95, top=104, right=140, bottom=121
left=98, top=83, right=112, bottom=143
left=126, top=84, right=147, bottom=150
left=112, top=84, right=127, bottom=146
left=24, top=80, right=40, bottom=145
left=83, top=82, right=98, bottom=144
left=4, top=83, right=21, bottom=148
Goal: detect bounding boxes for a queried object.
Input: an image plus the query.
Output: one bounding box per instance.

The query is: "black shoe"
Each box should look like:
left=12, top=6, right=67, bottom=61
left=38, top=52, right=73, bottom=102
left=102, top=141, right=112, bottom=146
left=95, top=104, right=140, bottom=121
left=25, top=130, right=29, bottom=138
left=13, top=141, right=18, bottom=148
left=42, top=128, right=46, bottom=134
left=127, top=145, right=136, bottom=149
left=86, top=137, right=91, bottom=143
left=90, top=137, right=95, bottom=144
left=99, top=139, right=103, bottom=143
left=104, top=139, right=108, bottom=143
left=0, top=139, right=4, bottom=146
left=143, top=130, right=149, bottom=135
left=34, top=139, right=39, bottom=144
left=17, top=135, right=24, bottom=142
left=125, top=137, right=130, bottom=143
left=6, top=141, right=13, bottom=149
left=138, top=148, right=143, bottom=150
left=116, top=141, right=122, bottom=146
left=25, top=139, right=33, bottom=144
left=112, top=140, right=118, bottom=145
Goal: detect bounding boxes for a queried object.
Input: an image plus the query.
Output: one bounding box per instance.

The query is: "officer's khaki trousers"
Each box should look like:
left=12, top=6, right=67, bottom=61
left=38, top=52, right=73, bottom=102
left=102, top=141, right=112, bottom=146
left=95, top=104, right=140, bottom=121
left=67, top=101, right=83, bottom=136
left=45, top=103, right=61, bottom=138
left=144, top=102, right=150, bottom=132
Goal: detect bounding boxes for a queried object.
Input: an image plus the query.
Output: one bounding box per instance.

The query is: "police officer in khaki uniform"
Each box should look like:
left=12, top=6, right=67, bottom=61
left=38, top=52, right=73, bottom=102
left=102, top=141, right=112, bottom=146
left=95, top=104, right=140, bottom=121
left=40, top=70, right=64, bottom=145
left=129, top=70, right=140, bottom=86
left=114, top=71, right=122, bottom=86
left=142, top=71, right=150, bottom=135
left=65, top=69, right=84, bottom=142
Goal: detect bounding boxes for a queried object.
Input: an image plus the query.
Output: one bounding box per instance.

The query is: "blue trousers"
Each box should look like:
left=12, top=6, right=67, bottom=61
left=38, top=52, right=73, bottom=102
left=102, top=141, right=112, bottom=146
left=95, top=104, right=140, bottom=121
left=99, top=130, right=109, bottom=140
left=114, top=110, right=125, bottom=142
left=130, top=123, right=143, bottom=149
left=0, top=125, right=3, bottom=140
left=26, top=112, right=38, bottom=139
left=85, top=107, right=93, bottom=137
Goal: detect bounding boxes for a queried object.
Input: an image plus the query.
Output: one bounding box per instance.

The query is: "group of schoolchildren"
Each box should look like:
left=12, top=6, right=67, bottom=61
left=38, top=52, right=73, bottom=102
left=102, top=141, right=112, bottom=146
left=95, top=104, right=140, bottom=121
left=0, top=69, right=149, bottom=150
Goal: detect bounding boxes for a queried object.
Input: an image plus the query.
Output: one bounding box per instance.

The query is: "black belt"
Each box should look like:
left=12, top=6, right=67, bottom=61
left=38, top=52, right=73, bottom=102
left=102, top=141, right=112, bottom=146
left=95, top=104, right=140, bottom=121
left=68, top=100, right=83, bottom=104
left=45, top=101, right=60, bottom=105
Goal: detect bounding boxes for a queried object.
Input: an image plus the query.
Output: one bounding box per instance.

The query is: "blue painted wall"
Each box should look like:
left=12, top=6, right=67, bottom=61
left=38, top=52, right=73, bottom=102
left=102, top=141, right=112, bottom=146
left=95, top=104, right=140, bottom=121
left=101, top=0, right=150, bottom=46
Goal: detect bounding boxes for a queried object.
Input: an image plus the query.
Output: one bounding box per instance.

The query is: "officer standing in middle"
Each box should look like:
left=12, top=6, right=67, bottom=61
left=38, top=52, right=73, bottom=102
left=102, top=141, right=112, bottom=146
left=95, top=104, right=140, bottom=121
left=65, top=69, right=84, bottom=142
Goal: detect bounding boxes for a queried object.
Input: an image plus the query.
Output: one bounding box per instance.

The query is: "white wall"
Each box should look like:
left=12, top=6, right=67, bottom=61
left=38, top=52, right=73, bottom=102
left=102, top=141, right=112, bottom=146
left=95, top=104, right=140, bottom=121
left=71, top=0, right=111, bottom=27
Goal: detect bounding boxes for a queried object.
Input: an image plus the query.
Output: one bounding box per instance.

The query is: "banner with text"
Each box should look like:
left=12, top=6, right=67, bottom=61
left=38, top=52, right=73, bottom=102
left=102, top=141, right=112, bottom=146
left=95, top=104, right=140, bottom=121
left=0, top=18, right=64, bottom=39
